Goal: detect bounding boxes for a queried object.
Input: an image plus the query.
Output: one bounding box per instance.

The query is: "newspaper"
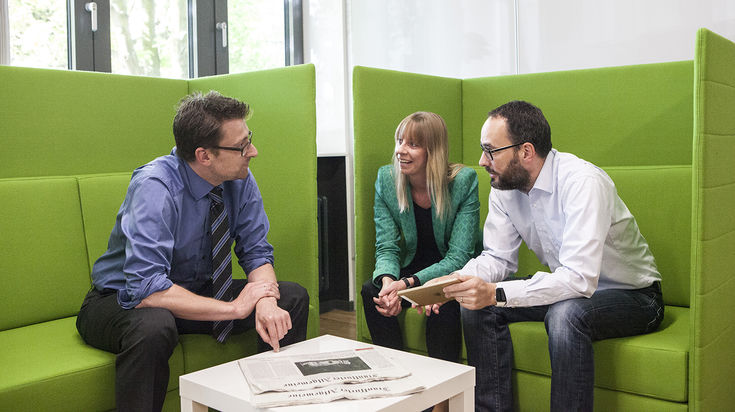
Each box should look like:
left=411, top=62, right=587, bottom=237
left=238, top=347, right=413, bottom=394
left=251, top=376, right=424, bottom=408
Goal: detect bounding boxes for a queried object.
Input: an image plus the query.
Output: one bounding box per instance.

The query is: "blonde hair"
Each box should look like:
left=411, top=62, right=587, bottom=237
left=392, top=111, right=463, bottom=220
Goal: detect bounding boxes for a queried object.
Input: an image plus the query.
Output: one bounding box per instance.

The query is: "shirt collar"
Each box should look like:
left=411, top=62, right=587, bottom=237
left=173, top=147, right=219, bottom=200
left=530, top=148, right=557, bottom=194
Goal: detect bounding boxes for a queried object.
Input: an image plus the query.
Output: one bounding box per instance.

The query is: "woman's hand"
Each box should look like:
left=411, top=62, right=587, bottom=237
left=373, top=277, right=405, bottom=317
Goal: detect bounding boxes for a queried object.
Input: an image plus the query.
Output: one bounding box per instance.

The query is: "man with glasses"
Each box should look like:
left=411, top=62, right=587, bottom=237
left=428, top=100, right=663, bottom=411
left=76, top=91, right=309, bottom=412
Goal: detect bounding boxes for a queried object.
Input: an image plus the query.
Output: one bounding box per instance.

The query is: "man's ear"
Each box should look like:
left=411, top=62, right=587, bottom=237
left=520, top=142, right=536, bottom=162
left=194, top=147, right=212, bottom=166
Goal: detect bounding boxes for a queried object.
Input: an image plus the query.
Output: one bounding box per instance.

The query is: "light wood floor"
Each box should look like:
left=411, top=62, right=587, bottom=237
left=319, top=309, right=356, bottom=340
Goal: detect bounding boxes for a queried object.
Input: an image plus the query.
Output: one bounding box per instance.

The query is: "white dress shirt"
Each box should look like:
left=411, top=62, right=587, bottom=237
left=458, top=149, right=661, bottom=307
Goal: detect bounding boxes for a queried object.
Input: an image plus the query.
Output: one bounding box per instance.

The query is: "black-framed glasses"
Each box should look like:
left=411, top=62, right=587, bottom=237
left=211, top=130, right=253, bottom=157
left=480, top=142, right=523, bottom=160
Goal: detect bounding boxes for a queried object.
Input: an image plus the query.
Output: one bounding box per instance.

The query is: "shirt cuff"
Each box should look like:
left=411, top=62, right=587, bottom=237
left=495, top=279, right=525, bottom=307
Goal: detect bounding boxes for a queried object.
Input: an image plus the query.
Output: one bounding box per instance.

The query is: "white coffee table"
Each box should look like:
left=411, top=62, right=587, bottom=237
left=180, top=334, right=475, bottom=411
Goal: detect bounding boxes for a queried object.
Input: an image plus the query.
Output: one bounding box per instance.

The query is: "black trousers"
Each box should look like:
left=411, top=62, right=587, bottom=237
left=76, top=280, right=309, bottom=412
left=361, top=279, right=461, bottom=362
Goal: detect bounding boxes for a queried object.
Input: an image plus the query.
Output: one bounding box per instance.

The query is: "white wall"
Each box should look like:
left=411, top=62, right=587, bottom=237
left=304, top=0, right=350, bottom=156
left=350, top=0, right=516, bottom=78
left=519, top=0, right=735, bottom=73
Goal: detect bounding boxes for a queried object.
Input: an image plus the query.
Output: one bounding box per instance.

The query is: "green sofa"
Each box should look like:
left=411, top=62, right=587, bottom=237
left=353, top=28, right=735, bottom=411
left=0, top=64, right=319, bottom=411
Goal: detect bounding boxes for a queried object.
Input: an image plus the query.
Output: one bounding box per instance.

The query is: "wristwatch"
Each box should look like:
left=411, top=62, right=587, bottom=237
left=495, top=287, right=507, bottom=307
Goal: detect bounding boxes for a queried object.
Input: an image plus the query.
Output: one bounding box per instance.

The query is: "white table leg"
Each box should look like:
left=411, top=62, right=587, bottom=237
left=180, top=396, right=208, bottom=412
left=448, top=388, right=474, bottom=411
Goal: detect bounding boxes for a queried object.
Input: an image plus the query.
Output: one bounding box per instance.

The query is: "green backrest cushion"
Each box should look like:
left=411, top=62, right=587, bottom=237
left=461, top=61, right=694, bottom=168
left=0, top=178, right=91, bottom=330
left=0, top=66, right=187, bottom=179
left=190, top=65, right=320, bottom=330
left=691, top=28, right=735, bottom=410
left=352, top=66, right=463, bottom=338
left=605, top=166, right=691, bottom=306
left=77, top=173, right=133, bottom=273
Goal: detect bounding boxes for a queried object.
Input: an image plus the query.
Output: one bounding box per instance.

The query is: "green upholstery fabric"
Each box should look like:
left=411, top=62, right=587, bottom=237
left=509, top=306, right=689, bottom=402
left=352, top=28, right=735, bottom=411
left=178, top=330, right=258, bottom=373
left=0, top=64, right=318, bottom=411
left=0, top=178, right=91, bottom=330
left=604, top=166, right=692, bottom=306
left=77, top=173, right=133, bottom=272
left=0, top=317, right=184, bottom=411
left=514, top=370, right=688, bottom=412
left=691, top=28, right=735, bottom=411
left=461, top=61, right=693, bottom=169
left=0, top=66, right=187, bottom=179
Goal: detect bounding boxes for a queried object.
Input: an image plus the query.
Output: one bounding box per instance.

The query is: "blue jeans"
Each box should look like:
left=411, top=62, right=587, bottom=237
left=462, top=282, right=663, bottom=412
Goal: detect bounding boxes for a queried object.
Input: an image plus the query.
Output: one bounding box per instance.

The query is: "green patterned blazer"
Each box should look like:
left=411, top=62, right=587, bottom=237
left=372, top=164, right=481, bottom=286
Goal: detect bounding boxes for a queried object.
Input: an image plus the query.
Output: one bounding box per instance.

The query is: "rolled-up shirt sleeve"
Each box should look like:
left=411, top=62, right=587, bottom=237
left=117, top=178, right=175, bottom=308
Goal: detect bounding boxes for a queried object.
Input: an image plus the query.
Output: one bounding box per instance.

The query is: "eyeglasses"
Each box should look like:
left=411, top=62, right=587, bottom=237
left=480, top=142, right=523, bottom=160
left=211, top=130, right=253, bottom=157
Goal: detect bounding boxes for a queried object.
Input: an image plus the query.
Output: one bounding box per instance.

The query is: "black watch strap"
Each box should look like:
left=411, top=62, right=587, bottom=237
left=402, top=277, right=411, bottom=288
left=496, top=287, right=507, bottom=307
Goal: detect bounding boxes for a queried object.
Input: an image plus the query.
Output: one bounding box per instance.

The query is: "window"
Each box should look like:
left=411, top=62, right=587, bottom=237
left=8, top=0, right=67, bottom=69
left=229, top=1, right=286, bottom=72
left=4, top=0, right=302, bottom=78
left=110, top=0, right=189, bottom=78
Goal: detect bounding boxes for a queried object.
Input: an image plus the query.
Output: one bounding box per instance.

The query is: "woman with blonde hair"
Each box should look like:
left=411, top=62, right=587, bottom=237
left=361, top=111, right=480, bottom=364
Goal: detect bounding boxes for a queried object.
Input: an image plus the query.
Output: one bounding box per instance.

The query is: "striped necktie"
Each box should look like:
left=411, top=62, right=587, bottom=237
left=209, top=186, right=234, bottom=343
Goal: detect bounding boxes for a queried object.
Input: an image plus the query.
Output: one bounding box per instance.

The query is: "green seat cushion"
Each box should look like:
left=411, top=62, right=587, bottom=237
left=513, top=369, right=688, bottom=412
left=0, top=317, right=184, bottom=411
left=0, top=178, right=91, bottom=330
left=179, top=329, right=258, bottom=373
left=510, top=305, right=689, bottom=402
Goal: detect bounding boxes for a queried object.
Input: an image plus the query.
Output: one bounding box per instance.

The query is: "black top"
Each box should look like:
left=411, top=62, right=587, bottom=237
left=401, top=201, right=442, bottom=280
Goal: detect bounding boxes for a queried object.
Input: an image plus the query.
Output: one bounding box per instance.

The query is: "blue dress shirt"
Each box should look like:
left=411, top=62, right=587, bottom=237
left=91, top=148, right=274, bottom=309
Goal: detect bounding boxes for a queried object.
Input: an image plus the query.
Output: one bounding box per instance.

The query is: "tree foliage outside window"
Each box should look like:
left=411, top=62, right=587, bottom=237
left=8, top=0, right=67, bottom=69
left=7, top=0, right=287, bottom=77
left=228, top=1, right=285, bottom=73
left=110, top=0, right=188, bottom=78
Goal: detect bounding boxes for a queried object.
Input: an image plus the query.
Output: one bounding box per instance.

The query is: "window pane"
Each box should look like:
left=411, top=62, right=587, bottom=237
left=110, top=0, right=188, bottom=78
left=229, top=1, right=285, bottom=72
left=8, top=0, right=67, bottom=69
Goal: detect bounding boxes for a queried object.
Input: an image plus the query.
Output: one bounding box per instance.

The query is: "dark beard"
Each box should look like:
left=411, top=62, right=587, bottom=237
left=489, top=155, right=530, bottom=191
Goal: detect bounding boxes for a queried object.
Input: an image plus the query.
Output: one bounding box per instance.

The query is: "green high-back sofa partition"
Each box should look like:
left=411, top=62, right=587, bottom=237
left=353, top=28, right=735, bottom=411
left=0, top=64, right=318, bottom=411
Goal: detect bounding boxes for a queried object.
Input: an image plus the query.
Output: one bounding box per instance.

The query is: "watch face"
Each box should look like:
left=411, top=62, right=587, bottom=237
left=496, top=287, right=506, bottom=302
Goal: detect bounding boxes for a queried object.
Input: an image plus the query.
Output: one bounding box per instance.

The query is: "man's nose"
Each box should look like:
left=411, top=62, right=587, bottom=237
left=479, top=151, right=490, bottom=167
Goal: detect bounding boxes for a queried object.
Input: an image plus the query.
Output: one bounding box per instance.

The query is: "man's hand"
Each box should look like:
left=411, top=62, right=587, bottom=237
left=415, top=274, right=458, bottom=316
left=231, top=280, right=280, bottom=318
left=373, top=276, right=404, bottom=317
left=255, top=297, right=292, bottom=352
left=442, top=274, right=496, bottom=309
